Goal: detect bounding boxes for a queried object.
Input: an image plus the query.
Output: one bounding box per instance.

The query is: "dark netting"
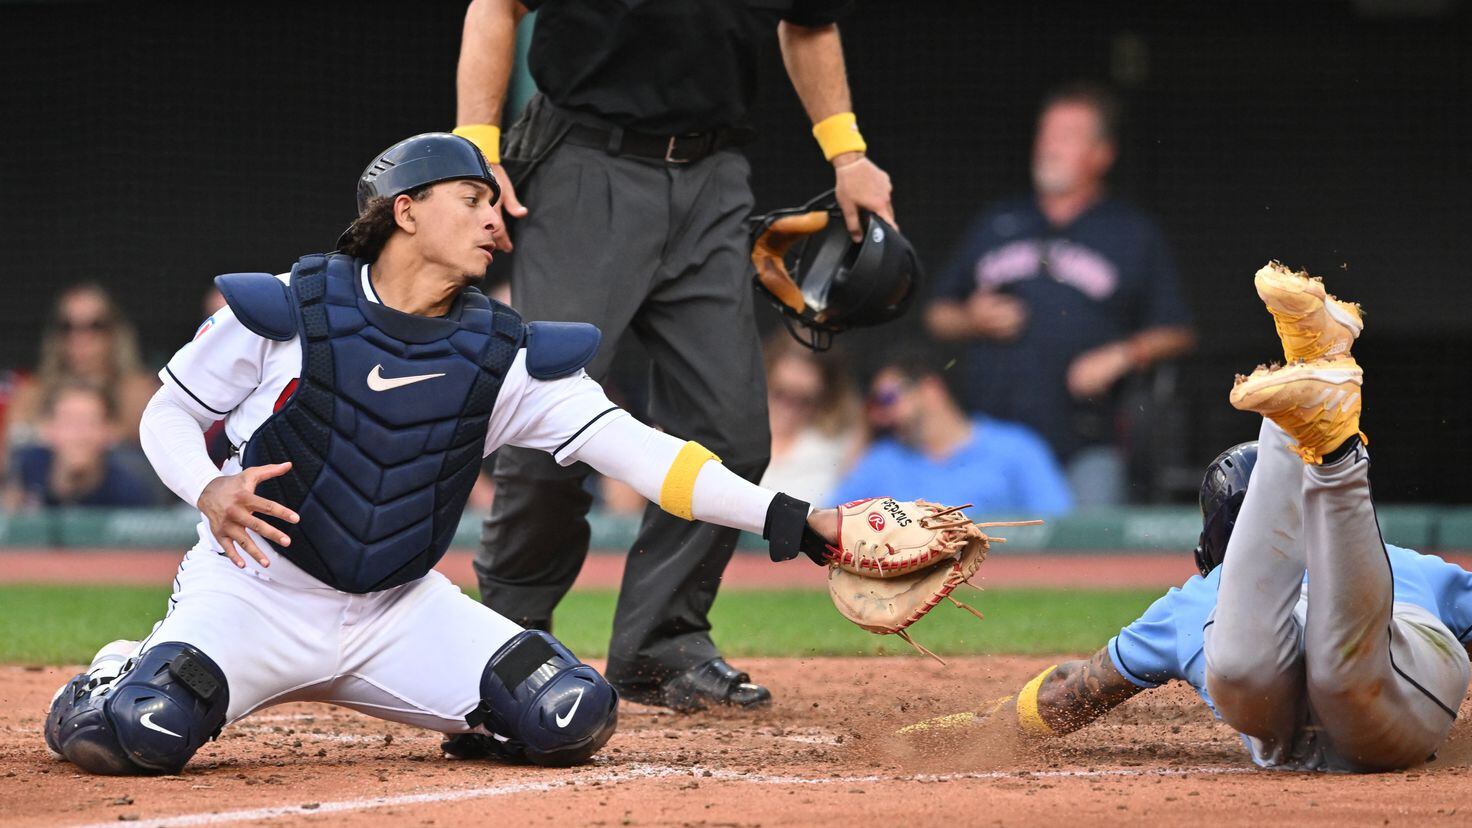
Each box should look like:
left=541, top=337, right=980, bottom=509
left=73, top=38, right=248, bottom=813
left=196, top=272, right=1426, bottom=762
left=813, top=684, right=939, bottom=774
left=3, top=1, right=1470, bottom=499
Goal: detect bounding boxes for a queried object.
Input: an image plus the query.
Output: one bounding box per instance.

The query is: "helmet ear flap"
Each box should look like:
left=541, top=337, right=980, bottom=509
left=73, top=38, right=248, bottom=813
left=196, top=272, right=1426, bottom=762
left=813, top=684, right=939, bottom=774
left=1196, top=488, right=1247, bottom=576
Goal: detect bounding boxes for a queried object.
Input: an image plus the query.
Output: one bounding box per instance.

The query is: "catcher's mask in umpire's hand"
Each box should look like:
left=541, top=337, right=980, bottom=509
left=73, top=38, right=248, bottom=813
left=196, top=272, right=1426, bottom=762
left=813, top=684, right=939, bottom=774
left=338, top=132, right=501, bottom=247
left=748, top=190, right=920, bottom=351
left=1194, top=441, right=1258, bottom=577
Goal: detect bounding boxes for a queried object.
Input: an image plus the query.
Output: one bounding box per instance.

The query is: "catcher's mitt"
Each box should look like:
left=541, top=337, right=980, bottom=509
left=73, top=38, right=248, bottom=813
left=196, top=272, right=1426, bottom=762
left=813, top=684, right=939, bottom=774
left=826, top=498, right=1041, bottom=663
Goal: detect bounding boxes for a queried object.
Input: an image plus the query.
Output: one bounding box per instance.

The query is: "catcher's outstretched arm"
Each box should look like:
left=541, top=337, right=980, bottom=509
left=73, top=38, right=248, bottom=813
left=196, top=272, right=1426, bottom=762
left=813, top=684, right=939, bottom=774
left=561, top=411, right=837, bottom=562
left=1019, top=646, right=1146, bottom=736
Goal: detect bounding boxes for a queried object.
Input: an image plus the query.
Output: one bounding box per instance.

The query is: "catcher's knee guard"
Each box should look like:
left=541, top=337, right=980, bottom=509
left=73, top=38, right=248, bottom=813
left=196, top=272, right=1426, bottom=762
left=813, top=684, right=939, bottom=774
left=465, top=630, right=618, bottom=767
left=44, top=642, right=228, bottom=775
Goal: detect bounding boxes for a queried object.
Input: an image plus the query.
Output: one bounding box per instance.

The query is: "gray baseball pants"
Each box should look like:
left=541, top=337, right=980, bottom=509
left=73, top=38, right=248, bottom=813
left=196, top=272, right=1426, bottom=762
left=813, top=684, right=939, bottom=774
left=476, top=142, right=771, bottom=688
left=1204, top=419, right=1468, bottom=771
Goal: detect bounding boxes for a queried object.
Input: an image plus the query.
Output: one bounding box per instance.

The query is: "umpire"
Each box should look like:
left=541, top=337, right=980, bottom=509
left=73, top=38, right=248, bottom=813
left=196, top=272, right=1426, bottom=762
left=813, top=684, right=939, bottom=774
left=454, top=0, right=894, bottom=711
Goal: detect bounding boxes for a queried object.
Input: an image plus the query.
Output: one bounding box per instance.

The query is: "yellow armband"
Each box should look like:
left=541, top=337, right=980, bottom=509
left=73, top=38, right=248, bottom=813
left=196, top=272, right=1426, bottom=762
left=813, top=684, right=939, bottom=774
left=453, top=124, right=501, bottom=165
left=811, top=112, right=867, bottom=161
left=1015, top=664, right=1059, bottom=736
left=659, top=441, right=721, bottom=520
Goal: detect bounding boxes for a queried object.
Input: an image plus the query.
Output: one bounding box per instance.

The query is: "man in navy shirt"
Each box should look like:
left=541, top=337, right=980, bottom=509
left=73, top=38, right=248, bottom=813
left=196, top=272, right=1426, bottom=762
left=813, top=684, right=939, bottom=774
left=831, top=354, right=1072, bottom=517
left=925, top=83, right=1194, bottom=506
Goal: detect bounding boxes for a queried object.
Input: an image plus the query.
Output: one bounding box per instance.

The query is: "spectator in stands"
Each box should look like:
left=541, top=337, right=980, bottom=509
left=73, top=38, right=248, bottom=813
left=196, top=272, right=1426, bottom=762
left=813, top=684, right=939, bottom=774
left=924, top=82, right=1194, bottom=506
left=201, top=285, right=226, bottom=318
left=6, top=284, right=159, bottom=451
left=4, top=380, right=156, bottom=509
left=758, top=336, right=864, bottom=505
left=832, top=353, right=1072, bottom=516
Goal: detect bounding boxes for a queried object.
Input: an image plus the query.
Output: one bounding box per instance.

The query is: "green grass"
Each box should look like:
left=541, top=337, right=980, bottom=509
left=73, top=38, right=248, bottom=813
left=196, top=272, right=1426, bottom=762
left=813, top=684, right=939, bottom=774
left=0, top=584, right=1162, bottom=665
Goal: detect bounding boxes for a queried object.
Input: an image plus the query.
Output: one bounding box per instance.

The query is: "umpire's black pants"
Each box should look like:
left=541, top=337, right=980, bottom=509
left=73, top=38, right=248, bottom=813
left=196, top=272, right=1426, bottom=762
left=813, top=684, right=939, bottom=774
left=476, top=141, right=771, bottom=689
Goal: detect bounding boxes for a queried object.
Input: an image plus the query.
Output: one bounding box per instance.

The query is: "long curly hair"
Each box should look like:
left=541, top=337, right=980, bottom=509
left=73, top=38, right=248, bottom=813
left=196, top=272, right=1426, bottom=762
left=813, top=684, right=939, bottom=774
left=337, top=185, right=432, bottom=260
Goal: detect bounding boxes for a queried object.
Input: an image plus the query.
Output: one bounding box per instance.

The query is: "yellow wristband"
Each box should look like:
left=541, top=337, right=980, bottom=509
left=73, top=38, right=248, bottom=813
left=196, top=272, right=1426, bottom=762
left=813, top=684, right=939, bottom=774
left=1016, top=665, right=1059, bottom=736
left=811, top=112, right=867, bottom=161
left=453, top=124, right=501, bottom=165
left=659, top=441, right=721, bottom=521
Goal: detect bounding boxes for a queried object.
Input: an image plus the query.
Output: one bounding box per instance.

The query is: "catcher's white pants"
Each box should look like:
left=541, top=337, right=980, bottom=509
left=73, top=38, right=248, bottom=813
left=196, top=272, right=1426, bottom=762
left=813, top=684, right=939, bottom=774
left=1204, top=420, right=1469, bottom=771
left=128, top=539, right=523, bottom=731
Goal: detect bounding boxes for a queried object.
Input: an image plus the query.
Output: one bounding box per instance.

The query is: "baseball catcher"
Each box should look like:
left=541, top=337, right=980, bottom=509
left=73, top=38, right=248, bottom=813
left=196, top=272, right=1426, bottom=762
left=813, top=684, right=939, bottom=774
left=900, top=263, right=1472, bottom=772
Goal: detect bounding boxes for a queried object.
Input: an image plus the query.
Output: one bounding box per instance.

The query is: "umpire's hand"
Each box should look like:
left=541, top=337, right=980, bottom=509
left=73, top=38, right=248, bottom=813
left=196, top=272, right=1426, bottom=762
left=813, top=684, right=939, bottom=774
left=197, top=462, right=300, bottom=568
left=489, top=163, right=528, bottom=252
left=832, top=151, right=895, bottom=241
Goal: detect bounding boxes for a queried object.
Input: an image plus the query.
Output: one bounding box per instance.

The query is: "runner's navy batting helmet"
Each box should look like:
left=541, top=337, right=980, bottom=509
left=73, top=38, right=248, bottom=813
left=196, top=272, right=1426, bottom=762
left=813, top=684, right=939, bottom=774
left=1194, top=441, right=1258, bottom=577
left=749, top=191, right=920, bottom=351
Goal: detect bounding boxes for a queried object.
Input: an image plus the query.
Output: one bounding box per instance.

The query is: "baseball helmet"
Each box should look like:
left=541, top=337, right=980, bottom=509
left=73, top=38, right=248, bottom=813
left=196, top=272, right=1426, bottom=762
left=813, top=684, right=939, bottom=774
left=748, top=190, right=920, bottom=351
left=1193, top=441, right=1258, bottom=577
left=355, top=132, right=499, bottom=211
left=338, top=133, right=500, bottom=248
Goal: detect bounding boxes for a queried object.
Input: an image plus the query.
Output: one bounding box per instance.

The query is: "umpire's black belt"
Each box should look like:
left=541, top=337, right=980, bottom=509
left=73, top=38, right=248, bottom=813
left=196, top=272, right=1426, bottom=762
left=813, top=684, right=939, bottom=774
left=561, top=122, right=752, bottom=164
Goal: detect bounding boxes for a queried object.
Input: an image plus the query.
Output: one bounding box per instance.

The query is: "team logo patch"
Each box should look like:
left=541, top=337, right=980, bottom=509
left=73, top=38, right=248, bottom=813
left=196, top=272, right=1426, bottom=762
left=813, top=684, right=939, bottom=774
left=868, top=512, right=885, bottom=531
left=193, top=316, right=216, bottom=340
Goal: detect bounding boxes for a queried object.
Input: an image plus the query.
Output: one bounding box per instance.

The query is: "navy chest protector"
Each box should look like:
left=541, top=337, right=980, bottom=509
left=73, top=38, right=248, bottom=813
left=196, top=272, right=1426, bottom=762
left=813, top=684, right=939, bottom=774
left=216, top=254, right=597, bottom=593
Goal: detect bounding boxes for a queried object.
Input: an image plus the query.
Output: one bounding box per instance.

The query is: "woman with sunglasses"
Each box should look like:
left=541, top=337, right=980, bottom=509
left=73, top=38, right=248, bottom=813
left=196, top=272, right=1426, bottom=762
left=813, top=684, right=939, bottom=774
left=7, top=284, right=159, bottom=454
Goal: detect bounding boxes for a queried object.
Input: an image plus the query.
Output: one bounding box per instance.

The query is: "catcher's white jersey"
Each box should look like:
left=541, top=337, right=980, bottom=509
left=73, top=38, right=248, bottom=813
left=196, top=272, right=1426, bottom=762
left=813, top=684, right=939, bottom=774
left=160, top=267, right=625, bottom=583
left=132, top=267, right=628, bottom=728
left=165, top=268, right=620, bottom=464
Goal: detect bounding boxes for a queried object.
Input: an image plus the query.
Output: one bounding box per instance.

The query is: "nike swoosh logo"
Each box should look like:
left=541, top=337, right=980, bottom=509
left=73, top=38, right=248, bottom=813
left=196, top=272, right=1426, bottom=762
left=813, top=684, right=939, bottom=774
left=555, top=688, right=585, bottom=728
left=367, top=364, right=446, bottom=392
left=140, top=711, right=183, bottom=739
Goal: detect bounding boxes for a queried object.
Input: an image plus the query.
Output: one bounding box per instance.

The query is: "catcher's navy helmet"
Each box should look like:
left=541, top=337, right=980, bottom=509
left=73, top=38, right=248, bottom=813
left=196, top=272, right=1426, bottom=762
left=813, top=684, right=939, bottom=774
left=748, top=191, right=920, bottom=350
left=338, top=132, right=500, bottom=249
left=1193, top=441, right=1258, bottom=577
left=353, top=132, right=499, bottom=212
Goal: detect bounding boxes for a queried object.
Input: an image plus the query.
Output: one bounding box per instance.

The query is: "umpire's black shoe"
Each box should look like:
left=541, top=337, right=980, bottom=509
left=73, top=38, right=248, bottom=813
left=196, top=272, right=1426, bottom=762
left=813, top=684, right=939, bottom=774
left=615, top=658, right=772, bottom=713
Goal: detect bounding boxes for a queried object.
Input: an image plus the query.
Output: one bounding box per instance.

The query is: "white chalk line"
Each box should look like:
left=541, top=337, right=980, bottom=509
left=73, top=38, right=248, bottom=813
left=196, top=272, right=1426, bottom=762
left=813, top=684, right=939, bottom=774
left=67, top=762, right=1252, bottom=827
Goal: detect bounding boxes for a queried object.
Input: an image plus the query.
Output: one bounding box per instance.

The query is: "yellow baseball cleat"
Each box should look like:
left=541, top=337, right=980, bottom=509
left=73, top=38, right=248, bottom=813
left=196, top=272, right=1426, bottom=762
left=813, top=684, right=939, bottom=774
left=1229, top=357, right=1367, bottom=464
left=1255, top=261, right=1363, bottom=362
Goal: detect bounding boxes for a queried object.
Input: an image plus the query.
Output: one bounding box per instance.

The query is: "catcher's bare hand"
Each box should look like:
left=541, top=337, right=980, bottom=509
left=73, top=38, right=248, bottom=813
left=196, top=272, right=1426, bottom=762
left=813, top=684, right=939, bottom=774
left=832, top=152, right=895, bottom=241
left=197, top=462, right=299, bottom=569
left=488, top=163, right=527, bottom=252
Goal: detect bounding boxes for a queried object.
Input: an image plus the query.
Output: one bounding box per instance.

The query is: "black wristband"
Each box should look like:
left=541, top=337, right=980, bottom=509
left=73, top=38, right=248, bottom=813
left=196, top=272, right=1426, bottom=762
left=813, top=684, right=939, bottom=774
left=764, top=493, right=828, bottom=565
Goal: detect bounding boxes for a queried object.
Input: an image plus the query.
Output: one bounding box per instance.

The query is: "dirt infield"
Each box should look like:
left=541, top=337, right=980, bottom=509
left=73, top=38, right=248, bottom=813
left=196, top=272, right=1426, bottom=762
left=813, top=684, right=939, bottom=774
left=6, top=658, right=1472, bottom=827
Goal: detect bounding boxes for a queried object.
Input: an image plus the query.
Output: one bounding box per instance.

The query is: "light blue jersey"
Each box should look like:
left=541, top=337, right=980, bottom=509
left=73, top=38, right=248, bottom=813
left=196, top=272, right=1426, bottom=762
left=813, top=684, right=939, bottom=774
left=1107, top=544, right=1472, bottom=711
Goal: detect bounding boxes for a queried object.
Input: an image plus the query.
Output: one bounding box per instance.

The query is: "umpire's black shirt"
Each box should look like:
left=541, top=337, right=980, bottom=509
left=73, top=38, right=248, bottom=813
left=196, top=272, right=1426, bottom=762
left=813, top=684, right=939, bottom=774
left=524, top=0, right=852, bottom=135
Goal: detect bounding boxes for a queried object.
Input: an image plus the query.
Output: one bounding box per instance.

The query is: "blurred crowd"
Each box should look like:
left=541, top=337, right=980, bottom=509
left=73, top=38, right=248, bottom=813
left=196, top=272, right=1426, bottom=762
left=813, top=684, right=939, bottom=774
left=0, top=82, right=1192, bottom=517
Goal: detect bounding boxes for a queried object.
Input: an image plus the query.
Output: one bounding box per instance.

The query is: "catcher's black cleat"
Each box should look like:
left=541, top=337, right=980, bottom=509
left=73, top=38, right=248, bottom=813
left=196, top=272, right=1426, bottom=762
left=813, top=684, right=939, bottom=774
left=614, top=658, right=771, bottom=714
left=441, top=732, right=525, bottom=763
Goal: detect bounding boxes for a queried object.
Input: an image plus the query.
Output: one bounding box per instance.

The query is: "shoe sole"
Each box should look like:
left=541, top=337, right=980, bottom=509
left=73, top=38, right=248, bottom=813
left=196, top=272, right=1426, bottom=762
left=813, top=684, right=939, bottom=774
left=1230, top=362, right=1361, bottom=412
left=1254, top=265, right=1362, bottom=357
